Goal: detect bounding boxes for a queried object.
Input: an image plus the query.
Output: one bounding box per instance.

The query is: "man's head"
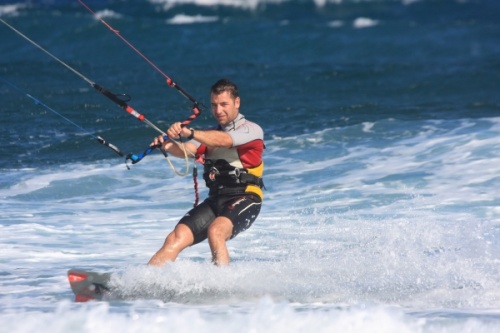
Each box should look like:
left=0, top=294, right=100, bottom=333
left=210, top=79, right=240, bottom=126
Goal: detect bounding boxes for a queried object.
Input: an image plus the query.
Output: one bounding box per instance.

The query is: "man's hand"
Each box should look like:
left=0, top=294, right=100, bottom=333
left=150, top=134, right=168, bottom=147
left=167, top=122, right=191, bottom=139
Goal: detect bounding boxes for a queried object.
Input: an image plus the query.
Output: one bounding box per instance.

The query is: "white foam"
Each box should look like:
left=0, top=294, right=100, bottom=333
left=353, top=17, right=379, bottom=28
left=315, top=0, right=343, bottom=6
left=0, top=3, right=27, bottom=17
left=1, top=300, right=499, bottom=333
left=2, top=117, right=500, bottom=331
left=166, top=14, right=219, bottom=24
left=94, top=9, right=123, bottom=20
left=149, top=0, right=286, bottom=11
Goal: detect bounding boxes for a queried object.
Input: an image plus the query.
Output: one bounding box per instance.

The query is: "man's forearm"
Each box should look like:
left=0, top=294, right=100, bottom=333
left=163, top=141, right=198, bottom=158
left=191, top=129, right=233, bottom=148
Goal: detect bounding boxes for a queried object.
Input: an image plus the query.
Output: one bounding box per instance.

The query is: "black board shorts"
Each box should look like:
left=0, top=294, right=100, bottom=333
left=179, top=193, right=262, bottom=245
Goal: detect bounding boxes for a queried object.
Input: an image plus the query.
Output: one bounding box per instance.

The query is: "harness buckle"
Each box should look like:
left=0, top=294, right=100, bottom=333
left=209, top=167, right=219, bottom=182
left=228, top=168, right=240, bottom=177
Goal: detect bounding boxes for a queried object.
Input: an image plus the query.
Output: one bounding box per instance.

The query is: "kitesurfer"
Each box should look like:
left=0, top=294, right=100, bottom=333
left=148, top=79, right=265, bottom=266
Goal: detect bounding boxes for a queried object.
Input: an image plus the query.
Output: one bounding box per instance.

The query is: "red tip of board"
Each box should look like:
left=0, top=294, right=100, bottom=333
left=75, top=293, right=95, bottom=302
left=68, top=272, right=88, bottom=283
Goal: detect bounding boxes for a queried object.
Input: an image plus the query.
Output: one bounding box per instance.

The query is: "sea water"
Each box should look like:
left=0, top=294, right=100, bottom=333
left=1, top=0, right=499, bottom=332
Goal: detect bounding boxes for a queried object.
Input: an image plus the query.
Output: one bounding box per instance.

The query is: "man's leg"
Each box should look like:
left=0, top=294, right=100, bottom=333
left=209, top=194, right=262, bottom=266
left=148, top=223, right=194, bottom=266
left=207, top=216, right=233, bottom=266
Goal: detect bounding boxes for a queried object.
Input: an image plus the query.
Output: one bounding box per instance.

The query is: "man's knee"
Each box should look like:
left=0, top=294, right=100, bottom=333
left=207, top=217, right=233, bottom=241
left=164, top=224, right=194, bottom=249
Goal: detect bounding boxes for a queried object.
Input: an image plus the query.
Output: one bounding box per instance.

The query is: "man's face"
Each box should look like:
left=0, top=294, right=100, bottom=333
left=210, top=91, right=240, bottom=126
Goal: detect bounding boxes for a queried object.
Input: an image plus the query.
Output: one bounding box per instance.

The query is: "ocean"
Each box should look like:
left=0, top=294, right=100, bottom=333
left=1, top=0, right=500, bottom=332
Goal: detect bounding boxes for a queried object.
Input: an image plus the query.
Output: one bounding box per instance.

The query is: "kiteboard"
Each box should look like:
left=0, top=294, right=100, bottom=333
left=67, top=269, right=113, bottom=302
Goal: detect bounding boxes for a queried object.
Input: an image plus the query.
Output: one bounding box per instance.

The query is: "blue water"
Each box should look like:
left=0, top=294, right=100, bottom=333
left=1, top=0, right=500, bottom=332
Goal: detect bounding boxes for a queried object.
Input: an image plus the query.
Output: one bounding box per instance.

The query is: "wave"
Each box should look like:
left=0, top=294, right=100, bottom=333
left=2, top=300, right=499, bottom=333
left=93, top=9, right=123, bottom=20
left=149, top=0, right=287, bottom=11
left=147, top=0, right=425, bottom=12
left=0, top=3, right=28, bottom=17
left=327, top=17, right=380, bottom=29
left=353, top=17, right=379, bottom=28
left=166, top=14, right=219, bottom=24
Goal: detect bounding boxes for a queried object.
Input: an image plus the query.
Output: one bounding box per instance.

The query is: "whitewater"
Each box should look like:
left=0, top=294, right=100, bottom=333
left=2, top=117, right=500, bottom=332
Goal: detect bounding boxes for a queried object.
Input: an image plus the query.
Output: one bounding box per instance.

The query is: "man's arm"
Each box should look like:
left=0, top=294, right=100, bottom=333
left=159, top=140, right=198, bottom=158
left=150, top=122, right=233, bottom=159
left=188, top=129, right=232, bottom=148
left=172, top=122, right=233, bottom=148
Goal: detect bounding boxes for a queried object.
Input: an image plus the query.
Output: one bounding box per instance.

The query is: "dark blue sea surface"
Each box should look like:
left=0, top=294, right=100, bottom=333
left=1, top=0, right=499, bottom=169
left=1, top=1, right=500, bottom=332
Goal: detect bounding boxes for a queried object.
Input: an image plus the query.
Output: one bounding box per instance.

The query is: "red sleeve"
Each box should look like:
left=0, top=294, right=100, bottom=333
left=237, top=139, right=264, bottom=169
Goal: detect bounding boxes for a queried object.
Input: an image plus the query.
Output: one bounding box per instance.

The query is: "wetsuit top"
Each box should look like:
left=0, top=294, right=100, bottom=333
left=193, top=113, right=265, bottom=200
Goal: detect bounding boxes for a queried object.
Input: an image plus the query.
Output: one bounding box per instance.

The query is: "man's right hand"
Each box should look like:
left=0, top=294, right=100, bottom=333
left=150, top=134, right=168, bottom=147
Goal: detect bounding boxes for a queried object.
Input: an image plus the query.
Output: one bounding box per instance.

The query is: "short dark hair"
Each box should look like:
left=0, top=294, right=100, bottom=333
left=211, top=78, right=239, bottom=99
